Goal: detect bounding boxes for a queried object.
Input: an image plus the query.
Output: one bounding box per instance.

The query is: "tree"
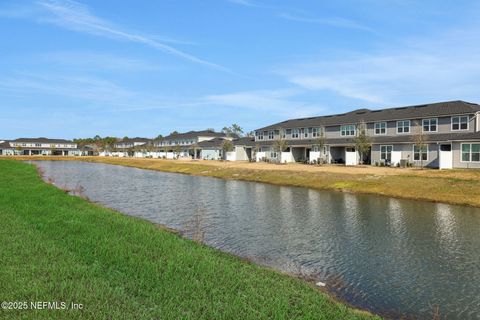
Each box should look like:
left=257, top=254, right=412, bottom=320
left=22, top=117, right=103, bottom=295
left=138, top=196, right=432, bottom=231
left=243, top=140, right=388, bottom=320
left=273, top=137, right=289, bottom=163
left=221, top=139, right=234, bottom=159
left=246, top=131, right=255, bottom=137
left=170, top=131, right=179, bottom=135
left=206, top=128, right=215, bottom=133
left=354, top=121, right=372, bottom=165
left=313, top=127, right=326, bottom=164
left=155, top=134, right=163, bottom=140
left=253, top=143, right=261, bottom=162
left=173, top=145, right=182, bottom=159
left=412, top=120, right=427, bottom=169
left=222, top=124, right=244, bottom=138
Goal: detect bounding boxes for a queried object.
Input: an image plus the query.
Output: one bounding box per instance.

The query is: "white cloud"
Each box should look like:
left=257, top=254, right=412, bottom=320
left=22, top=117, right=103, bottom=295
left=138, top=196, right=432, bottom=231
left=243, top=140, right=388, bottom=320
left=278, top=13, right=372, bottom=32
left=281, top=21, right=480, bottom=107
left=31, top=0, right=230, bottom=72
left=203, top=88, right=324, bottom=118
left=227, top=0, right=258, bottom=7
left=36, top=51, right=160, bottom=72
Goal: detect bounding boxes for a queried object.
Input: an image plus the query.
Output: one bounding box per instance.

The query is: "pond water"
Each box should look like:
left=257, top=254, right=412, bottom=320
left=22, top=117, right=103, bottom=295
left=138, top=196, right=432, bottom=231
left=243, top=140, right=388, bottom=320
left=33, top=161, right=480, bottom=319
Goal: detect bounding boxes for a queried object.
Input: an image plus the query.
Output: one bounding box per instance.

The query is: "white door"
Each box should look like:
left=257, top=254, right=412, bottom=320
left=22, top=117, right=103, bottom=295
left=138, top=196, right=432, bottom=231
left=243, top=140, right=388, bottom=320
left=439, top=144, right=453, bottom=169
left=345, top=148, right=358, bottom=166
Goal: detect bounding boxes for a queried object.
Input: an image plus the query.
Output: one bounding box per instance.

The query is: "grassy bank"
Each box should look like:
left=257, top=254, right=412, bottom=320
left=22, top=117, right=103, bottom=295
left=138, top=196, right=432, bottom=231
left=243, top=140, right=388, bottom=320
left=0, top=159, right=377, bottom=320
left=9, top=156, right=480, bottom=207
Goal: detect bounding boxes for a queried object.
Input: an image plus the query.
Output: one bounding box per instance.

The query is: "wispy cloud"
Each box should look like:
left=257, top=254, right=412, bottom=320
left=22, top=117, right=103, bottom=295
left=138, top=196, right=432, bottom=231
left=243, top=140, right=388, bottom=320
left=227, top=1, right=370, bottom=32
left=203, top=88, right=324, bottom=118
left=36, top=51, right=160, bottom=72
left=281, top=22, right=480, bottom=107
left=278, top=13, right=372, bottom=32
left=28, top=0, right=230, bottom=72
left=227, top=0, right=258, bottom=7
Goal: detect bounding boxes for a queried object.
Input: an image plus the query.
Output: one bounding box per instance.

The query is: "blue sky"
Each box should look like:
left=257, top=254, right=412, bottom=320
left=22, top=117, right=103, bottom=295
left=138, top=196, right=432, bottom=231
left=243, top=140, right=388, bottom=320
left=1, top=0, right=480, bottom=139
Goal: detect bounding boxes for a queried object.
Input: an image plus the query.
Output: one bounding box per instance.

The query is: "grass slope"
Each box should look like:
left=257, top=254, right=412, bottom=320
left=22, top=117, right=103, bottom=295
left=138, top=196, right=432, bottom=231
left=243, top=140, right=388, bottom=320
left=0, top=159, right=378, bottom=320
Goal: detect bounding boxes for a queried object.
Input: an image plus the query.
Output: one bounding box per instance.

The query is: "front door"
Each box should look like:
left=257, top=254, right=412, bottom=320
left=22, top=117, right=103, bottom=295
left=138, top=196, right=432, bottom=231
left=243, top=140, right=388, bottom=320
left=439, top=144, right=453, bottom=169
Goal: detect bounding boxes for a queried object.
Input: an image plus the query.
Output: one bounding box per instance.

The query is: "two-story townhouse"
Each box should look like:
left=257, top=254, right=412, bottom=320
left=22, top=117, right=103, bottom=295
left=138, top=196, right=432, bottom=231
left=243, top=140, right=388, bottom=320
left=2, top=138, right=80, bottom=156
left=253, top=100, right=480, bottom=168
left=150, top=130, right=233, bottom=159
left=111, top=138, right=150, bottom=157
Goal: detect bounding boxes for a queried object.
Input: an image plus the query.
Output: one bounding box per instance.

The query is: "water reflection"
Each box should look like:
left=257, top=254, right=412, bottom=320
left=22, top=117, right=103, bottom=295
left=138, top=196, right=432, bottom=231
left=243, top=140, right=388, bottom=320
left=33, top=161, right=480, bottom=320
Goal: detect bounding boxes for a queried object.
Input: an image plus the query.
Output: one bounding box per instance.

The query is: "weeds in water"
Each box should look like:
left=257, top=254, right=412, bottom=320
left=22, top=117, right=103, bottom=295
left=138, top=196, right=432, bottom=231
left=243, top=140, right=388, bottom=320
left=184, top=206, right=207, bottom=242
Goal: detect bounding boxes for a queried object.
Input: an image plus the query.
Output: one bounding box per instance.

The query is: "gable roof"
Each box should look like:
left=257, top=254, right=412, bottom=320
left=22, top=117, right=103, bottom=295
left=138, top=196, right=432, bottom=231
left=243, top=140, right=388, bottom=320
left=256, top=100, right=480, bottom=131
left=12, top=137, right=74, bottom=144
left=117, top=137, right=150, bottom=143
left=157, top=130, right=230, bottom=141
left=0, top=141, right=12, bottom=149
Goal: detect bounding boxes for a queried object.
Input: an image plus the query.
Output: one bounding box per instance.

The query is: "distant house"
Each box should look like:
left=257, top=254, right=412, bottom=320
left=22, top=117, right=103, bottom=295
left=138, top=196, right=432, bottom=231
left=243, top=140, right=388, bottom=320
left=252, top=100, right=480, bottom=168
left=1, top=138, right=80, bottom=156
left=151, top=130, right=233, bottom=159
left=111, top=138, right=150, bottom=157
left=196, top=136, right=256, bottom=161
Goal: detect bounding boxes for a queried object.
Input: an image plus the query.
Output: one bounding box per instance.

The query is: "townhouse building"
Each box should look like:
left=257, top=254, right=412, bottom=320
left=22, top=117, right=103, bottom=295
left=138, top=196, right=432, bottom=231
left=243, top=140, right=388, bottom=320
left=150, top=130, right=233, bottom=159
left=0, top=138, right=80, bottom=156
left=253, top=100, right=480, bottom=169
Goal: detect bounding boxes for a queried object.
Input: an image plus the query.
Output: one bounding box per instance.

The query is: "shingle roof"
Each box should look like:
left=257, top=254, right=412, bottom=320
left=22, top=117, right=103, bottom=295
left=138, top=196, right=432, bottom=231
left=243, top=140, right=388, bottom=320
left=12, top=137, right=74, bottom=144
left=118, top=137, right=150, bottom=143
left=233, top=137, right=257, bottom=147
left=196, top=137, right=227, bottom=148
left=256, top=100, right=480, bottom=131
left=0, top=141, right=12, bottom=149
left=158, top=130, right=230, bottom=141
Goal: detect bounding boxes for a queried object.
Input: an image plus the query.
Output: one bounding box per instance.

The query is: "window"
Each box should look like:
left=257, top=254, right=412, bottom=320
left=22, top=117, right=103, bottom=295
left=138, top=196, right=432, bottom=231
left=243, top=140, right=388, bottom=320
left=256, top=131, right=264, bottom=140
left=413, top=145, right=428, bottom=161
left=303, top=128, right=308, bottom=138
left=422, top=118, right=437, bottom=132
left=462, top=143, right=480, bottom=162
left=268, top=131, right=274, bottom=140
left=397, top=120, right=411, bottom=134
left=374, top=122, right=386, bottom=135
left=292, top=128, right=300, bottom=139
left=380, top=145, right=393, bottom=161
left=340, top=125, right=356, bottom=136
left=452, top=116, right=469, bottom=131
left=312, top=128, right=319, bottom=137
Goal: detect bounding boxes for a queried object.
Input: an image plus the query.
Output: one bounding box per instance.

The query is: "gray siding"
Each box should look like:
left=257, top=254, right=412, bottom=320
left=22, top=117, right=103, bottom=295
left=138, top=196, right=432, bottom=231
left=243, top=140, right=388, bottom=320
left=452, top=142, right=480, bottom=169
left=371, top=143, right=439, bottom=168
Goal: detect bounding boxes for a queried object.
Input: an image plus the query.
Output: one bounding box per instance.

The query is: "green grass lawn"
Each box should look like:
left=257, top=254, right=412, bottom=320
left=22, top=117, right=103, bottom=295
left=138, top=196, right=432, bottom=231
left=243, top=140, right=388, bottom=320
left=0, top=159, right=379, bottom=320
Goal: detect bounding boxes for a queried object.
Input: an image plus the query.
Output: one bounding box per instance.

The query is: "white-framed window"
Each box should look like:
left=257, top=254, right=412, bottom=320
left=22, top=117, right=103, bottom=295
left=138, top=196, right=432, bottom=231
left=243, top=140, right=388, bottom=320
left=311, top=127, right=321, bottom=138
left=340, top=125, right=356, bottom=136
left=413, top=145, right=428, bottom=161
left=256, top=131, right=264, bottom=140
left=380, top=145, right=393, bottom=161
left=461, top=143, right=480, bottom=162
left=268, top=131, right=274, bottom=140
left=303, top=128, right=308, bottom=138
left=374, top=122, right=387, bottom=135
left=452, top=116, right=469, bottom=131
left=397, top=120, right=411, bottom=134
left=292, top=128, right=300, bottom=139
left=422, top=118, right=437, bottom=132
